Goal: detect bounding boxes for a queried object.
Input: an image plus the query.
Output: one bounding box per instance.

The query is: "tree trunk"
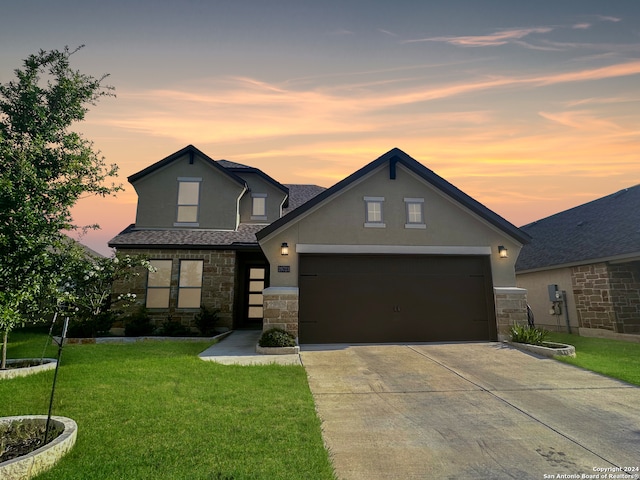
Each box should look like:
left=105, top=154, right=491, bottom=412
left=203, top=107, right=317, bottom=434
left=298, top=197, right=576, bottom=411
left=1, top=329, right=7, bottom=370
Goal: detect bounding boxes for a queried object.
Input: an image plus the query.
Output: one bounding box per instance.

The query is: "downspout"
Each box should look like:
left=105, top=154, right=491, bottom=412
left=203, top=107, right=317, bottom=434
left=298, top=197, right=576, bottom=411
left=561, top=290, right=571, bottom=334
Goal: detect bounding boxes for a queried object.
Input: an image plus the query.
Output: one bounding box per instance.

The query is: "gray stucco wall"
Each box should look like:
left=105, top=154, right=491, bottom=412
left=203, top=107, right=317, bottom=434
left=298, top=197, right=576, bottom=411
left=260, top=163, right=522, bottom=289
left=132, top=152, right=245, bottom=229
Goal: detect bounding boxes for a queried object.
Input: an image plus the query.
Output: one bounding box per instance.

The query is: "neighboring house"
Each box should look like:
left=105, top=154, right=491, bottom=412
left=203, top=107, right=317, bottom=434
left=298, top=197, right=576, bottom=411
left=110, top=145, right=531, bottom=342
left=516, top=185, right=640, bottom=338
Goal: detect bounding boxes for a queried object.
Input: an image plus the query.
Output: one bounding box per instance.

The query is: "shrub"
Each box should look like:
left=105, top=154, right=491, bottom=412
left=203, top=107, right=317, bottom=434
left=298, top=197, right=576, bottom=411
left=65, top=311, right=115, bottom=338
left=123, top=307, right=155, bottom=337
left=258, top=328, right=296, bottom=348
left=194, top=305, right=219, bottom=336
left=157, top=318, right=191, bottom=337
left=510, top=324, right=549, bottom=345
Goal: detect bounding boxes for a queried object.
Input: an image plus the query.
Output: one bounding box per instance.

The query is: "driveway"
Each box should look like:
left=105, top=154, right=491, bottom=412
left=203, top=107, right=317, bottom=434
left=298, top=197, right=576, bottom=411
left=300, top=342, right=640, bottom=480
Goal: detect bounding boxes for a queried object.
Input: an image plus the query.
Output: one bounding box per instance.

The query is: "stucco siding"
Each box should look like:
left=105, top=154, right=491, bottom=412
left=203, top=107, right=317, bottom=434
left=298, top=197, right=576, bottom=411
left=133, top=152, right=244, bottom=229
left=236, top=172, right=287, bottom=224
left=516, top=268, right=578, bottom=333
left=261, top=163, right=521, bottom=288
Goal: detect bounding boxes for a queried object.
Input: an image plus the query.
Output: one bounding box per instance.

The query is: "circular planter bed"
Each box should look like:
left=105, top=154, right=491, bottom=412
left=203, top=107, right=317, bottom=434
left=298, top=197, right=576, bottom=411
left=507, top=341, right=576, bottom=358
left=0, top=359, right=57, bottom=380
left=0, top=415, right=77, bottom=480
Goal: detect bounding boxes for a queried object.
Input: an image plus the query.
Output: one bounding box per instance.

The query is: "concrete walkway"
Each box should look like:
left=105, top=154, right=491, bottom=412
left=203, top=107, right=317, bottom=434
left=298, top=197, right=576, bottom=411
left=301, top=342, right=640, bottom=480
left=198, top=330, right=301, bottom=365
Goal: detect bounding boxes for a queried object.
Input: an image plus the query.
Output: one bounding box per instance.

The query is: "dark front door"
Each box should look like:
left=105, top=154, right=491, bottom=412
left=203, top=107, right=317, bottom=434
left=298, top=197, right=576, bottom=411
left=244, top=265, right=266, bottom=329
left=234, top=250, right=269, bottom=330
left=298, top=254, right=496, bottom=343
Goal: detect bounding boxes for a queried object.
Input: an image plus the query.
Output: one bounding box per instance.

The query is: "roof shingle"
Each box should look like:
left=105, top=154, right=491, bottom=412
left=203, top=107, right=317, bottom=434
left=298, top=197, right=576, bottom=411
left=516, top=184, right=640, bottom=271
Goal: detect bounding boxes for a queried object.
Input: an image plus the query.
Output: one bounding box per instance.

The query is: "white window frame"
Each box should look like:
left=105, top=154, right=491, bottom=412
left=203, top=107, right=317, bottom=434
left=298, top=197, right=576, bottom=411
left=404, top=197, right=426, bottom=229
left=251, top=193, right=267, bottom=220
left=177, top=259, right=203, bottom=309
left=364, top=196, right=385, bottom=228
left=146, top=259, right=172, bottom=309
left=175, top=177, right=202, bottom=226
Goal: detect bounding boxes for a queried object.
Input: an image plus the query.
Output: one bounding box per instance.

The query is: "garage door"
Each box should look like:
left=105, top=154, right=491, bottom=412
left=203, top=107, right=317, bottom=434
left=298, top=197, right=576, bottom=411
left=299, top=254, right=496, bottom=343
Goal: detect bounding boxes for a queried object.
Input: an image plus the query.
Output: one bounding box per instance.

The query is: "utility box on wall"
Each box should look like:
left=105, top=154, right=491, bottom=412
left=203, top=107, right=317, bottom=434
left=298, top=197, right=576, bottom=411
left=547, top=284, right=561, bottom=302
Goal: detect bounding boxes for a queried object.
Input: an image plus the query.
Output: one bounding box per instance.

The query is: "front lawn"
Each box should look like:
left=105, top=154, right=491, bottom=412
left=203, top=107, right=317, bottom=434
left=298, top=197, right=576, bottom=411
left=0, top=329, right=335, bottom=479
left=548, top=332, right=640, bottom=387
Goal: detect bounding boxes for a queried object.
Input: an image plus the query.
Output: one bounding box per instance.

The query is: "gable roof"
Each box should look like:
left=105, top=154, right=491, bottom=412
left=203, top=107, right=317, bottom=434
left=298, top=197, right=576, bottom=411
left=516, top=184, right=640, bottom=272
left=128, top=145, right=246, bottom=187
left=257, top=148, right=531, bottom=244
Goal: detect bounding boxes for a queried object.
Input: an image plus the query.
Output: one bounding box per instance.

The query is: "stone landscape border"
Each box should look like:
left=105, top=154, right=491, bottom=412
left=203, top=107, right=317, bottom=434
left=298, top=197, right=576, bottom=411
left=506, top=341, right=576, bottom=358
left=0, top=359, right=57, bottom=380
left=0, top=415, right=77, bottom=480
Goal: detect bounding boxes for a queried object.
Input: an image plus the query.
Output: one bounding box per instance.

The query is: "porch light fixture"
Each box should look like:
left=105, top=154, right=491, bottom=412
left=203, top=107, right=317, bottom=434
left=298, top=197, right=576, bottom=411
left=280, top=242, right=289, bottom=256
left=498, top=246, right=508, bottom=258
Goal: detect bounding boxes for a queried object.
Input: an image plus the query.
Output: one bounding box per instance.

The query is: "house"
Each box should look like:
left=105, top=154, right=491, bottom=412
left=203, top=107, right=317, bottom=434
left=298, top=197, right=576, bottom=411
left=110, top=145, right=531, bottom=342
left=516, top=185, right=640, bottom=339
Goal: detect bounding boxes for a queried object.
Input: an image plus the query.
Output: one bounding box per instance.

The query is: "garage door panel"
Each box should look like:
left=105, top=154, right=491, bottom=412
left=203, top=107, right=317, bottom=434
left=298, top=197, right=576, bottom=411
left=299, top=255, right=496, bottom=343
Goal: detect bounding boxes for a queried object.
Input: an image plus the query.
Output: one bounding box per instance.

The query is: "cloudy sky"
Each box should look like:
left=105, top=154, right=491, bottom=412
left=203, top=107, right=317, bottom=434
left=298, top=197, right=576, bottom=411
left=2, top=1, right=639, bottom=255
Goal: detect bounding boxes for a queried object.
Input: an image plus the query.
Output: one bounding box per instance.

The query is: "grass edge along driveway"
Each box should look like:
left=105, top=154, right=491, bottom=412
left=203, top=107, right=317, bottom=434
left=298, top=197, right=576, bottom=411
left=548, top=332, right=640, bottom=386
left=0, top=329, right=336, bottom=480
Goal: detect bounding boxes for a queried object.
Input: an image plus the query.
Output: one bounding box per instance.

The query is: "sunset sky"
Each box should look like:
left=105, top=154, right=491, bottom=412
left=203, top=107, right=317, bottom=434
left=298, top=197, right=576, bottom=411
left=2, top=1, right=639, bottom=256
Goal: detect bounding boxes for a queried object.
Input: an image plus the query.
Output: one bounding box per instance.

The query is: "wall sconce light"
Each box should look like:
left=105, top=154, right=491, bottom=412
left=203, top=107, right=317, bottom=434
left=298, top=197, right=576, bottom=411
left=498, top=245, right=508, bottom=258
left=280, top=242, right=289, bottom=256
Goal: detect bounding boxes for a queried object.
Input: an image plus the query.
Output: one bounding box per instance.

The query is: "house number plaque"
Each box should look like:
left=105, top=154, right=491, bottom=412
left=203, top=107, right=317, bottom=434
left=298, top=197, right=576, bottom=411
left=277, top=266, right=290, bottom=273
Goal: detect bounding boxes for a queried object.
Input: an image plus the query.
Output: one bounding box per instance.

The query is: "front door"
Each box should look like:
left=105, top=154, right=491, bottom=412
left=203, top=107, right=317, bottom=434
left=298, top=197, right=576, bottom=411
left=244, top=265, right=267, bottom=329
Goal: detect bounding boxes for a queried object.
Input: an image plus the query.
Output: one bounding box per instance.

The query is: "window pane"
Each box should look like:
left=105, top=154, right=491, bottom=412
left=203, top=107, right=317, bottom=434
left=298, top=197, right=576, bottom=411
left=178, top=288, right=201, bottom=308
left=178, top=181, right=199, bottom=205
left=248, top=293, right=263, bottom=305
left=180, top=260, right=203, bottom=287
left=177, top=205, right=198, bottom=222
left=249, top=280, right=264, bottom=292
left=248, top=306, right=263, bottom=318
left=252, top=196, right=266, bottom=216
left=249, top=268, right=265, bottom=280
left=407, top=203, right=423, bottom=223
left=148, top=260, right=172, bottom=287
left=146, top=288, right=170, bottom=308
left=367, top=201, right=382, bottom=222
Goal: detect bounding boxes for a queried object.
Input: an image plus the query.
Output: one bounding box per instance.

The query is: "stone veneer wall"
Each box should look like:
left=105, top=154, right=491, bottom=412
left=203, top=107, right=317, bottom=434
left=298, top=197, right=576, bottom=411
left=572, top=263, right=616, bottom=332
left=112, top=248, right=236, bottom=331
left=494, top=287, right=528, bottom=340
left=573, top=261, right=640, bottom=334
left=609, top=262, right=640, bottom=334
left=262, top=287, right=299, bottom=338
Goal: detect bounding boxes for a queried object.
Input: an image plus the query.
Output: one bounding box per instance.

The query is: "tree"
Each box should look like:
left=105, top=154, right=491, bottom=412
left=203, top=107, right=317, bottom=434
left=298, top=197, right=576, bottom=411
left=60, top=252, right=154, bottom=338
left=0, top=46, right=119, bottom=368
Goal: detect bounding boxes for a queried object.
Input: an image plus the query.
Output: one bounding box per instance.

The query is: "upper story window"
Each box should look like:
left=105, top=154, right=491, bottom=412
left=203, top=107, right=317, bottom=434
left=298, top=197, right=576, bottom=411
left=364, top=196, right=385, bottom=228
left=251, top=193, right=267, bottom=220
left=146, top=259, right=172, bottom=309
left=404, top=198, right=426, bottom=229
left=176, top=178, right=201, bottom=225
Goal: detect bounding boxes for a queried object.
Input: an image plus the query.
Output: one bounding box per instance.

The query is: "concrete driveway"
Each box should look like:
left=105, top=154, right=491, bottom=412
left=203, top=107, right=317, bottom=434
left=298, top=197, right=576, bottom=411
left=300, top=342, right=640, bottom=480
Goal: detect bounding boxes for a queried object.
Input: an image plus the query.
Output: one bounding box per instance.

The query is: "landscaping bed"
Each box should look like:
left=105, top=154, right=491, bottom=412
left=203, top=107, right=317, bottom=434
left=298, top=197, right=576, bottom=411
left=0, top=416, right=77, bottom=480
left=0, top=359, right=57, bottom=380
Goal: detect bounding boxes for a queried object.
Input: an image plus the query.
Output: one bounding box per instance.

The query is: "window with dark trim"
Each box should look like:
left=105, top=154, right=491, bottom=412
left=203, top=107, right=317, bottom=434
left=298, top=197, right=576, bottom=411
left=177, top=260, right=203, bottom=308
left=146, top=260, right=172, bottom=308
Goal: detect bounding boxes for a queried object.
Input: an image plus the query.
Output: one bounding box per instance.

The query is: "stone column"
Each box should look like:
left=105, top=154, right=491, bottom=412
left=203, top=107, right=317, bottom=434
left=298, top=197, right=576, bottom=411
left=494, top=287, right=528, bottom=341
left=262, top=287, right=299, bottom=338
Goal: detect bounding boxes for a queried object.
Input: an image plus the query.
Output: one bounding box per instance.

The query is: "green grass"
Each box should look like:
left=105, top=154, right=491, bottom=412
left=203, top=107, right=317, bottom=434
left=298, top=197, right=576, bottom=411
left=548, top=332, right=640, bottom=387
left=1, top=329, right=335, bottom=479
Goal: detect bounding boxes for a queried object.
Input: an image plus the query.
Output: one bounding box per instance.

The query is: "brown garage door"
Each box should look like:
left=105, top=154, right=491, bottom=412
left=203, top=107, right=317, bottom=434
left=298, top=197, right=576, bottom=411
left=299, top=254, right=496, bottom=343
